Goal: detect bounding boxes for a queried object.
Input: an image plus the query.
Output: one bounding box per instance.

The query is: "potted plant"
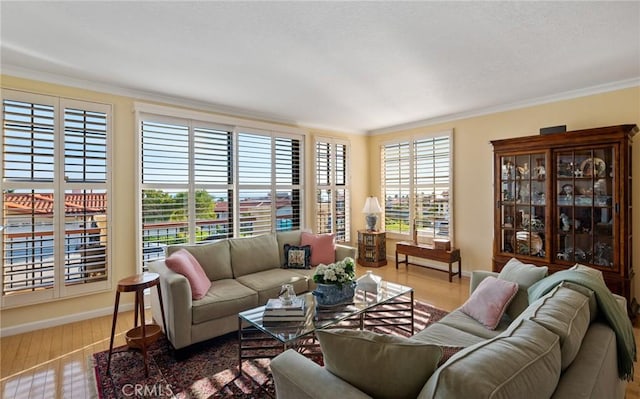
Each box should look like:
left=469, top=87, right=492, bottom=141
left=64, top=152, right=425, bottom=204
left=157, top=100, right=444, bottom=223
left=312, top=257, right=357, bottom=306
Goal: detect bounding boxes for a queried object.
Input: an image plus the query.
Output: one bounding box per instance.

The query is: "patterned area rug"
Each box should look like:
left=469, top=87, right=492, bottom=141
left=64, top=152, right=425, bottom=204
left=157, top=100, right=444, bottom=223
left=91, top=299, right=448, bottom=399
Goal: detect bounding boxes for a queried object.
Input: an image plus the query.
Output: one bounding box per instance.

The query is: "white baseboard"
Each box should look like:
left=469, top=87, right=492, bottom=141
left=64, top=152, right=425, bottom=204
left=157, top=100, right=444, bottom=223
left=1, top=302, right=136, bottom=338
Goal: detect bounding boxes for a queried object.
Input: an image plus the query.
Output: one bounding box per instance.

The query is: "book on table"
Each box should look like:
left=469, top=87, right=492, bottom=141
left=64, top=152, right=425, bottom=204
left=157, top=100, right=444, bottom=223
left=264, top=297, right=306, bottom=317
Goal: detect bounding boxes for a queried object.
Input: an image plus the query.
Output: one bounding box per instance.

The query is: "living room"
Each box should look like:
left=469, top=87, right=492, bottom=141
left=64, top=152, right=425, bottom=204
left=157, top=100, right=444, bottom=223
left=1, top=1, right=640, bottom=398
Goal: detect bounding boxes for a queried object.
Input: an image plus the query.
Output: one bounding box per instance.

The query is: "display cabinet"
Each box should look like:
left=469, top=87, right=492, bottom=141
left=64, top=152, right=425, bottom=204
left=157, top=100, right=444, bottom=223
left=491, top=125, right=637, bottom=314
left=357, top=230, right=387, bottom=267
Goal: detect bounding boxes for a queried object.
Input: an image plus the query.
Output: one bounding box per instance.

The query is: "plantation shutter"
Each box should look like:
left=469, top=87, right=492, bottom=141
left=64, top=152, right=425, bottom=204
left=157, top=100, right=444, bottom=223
left=2, top=99, right=56, bottom=294
left=193, top=126, right=233, bottom=241
left=315, top=140, right=350, bottom=242
left=274, top=136, right=301, bottom=231
left=140, top=121, right=190, bottom=269
left=63, top=105, right=109, bottom=285
left=382, top=142, right=411, bottom=234
left=237, top=132, right=273, bottom=236
left=414, top=136, right=451, bottom=241
left=2, top=92, right=111, bottom=304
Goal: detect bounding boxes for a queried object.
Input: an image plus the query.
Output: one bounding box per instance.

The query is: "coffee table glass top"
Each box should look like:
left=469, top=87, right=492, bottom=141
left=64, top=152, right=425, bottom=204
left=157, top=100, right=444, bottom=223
left=238, top=280, right=412, bottom=344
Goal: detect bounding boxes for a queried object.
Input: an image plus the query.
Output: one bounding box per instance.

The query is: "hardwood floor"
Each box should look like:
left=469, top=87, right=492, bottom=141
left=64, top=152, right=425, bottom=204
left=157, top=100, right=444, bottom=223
left=1, top=263, right=639, bottom=398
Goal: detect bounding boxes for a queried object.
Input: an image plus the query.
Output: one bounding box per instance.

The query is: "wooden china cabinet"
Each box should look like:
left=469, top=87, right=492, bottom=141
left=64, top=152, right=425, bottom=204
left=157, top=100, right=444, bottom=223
left=491, top=124, right=638, bottom=315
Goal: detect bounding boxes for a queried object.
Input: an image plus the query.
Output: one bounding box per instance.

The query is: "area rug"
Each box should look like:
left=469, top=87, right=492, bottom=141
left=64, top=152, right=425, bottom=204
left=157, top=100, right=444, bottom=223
left=91, top=299, right=448, bottom=399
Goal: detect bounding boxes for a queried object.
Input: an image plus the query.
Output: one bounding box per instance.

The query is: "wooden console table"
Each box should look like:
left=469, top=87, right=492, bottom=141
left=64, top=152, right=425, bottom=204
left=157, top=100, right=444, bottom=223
left=395, top=241, right=461, bottom=282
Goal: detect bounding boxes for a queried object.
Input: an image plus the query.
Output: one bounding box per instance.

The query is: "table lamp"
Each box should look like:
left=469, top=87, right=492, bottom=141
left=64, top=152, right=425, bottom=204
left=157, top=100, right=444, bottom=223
left=362, top=196, right=382, bottom=231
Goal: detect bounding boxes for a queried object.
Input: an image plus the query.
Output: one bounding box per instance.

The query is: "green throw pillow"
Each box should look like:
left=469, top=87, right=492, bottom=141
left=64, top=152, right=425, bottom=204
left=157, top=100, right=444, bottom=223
left=498, top=257, right=548, bottom=319
left=316, top=329, right=442, bottom=399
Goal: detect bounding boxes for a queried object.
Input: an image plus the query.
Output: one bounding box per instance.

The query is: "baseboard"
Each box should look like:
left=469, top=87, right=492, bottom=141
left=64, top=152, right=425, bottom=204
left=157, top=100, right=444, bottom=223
left=1, top=302, right=136, bottom=338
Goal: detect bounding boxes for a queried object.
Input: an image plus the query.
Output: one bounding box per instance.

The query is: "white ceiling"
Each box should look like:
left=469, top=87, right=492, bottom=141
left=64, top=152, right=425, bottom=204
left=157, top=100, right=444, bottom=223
left=2, top=1, right=639, bottom=133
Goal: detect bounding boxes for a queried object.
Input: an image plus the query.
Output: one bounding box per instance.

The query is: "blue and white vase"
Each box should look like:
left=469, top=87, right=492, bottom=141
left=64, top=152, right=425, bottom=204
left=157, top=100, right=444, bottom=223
left=313, top=282, right=356, bottom=307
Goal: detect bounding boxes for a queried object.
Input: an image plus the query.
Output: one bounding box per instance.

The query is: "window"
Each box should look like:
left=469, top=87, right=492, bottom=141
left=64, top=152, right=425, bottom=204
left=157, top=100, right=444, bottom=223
left=382, top=131, right=452, bottom=244
left=315, top=139, right=350, bottom=242
left=1, top=90, right=111, bottom=307
left=139, top=113, right=303, bottom=271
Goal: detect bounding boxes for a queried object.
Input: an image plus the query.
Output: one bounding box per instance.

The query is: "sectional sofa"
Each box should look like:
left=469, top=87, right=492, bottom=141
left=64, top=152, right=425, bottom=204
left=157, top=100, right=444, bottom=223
left=271, top=261, right=634, bottom=399
left=149, top=230, right=356, bottom=351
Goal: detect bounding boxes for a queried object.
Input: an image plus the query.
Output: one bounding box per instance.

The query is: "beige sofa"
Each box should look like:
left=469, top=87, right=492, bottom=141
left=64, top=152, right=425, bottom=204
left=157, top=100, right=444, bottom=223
left=271, top=270, right=630, bottom=399
left=149, top=230, right=356, bottom=351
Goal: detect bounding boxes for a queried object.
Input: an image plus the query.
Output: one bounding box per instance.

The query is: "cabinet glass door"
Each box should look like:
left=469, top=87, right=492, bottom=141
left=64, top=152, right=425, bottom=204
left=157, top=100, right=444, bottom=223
left=555, top=147, right=615, bottom=267
left=499, top=153, right=546, bottom=258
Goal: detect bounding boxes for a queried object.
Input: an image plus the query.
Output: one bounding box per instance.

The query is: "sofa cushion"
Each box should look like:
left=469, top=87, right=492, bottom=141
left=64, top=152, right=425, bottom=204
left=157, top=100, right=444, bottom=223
left=164, top=249, right=212, bottom=300
left=421, top=319, right=562, bottom=399
left=560, top=281, right=598, bottom=322
left=519, top=284, right=591, bottom=370
left=412, top=322, right=488, bottom=347
left=167, top=239, right=232, bottom=281
left=191, top=279, right=258, bottom=324
left=283, top=244, right=312, bottom=269
left=461, top=276, right=518, bottom=330
left=276, top=230, right=302, bottom=266
left=229, top=233, right=281, bottom=277
left=236, top=269, right=309, bottom=304
left=301, top=232, right=336, bottom=266
left=437, top=309, right=509, bottom=340
left=498, top=257, right=548, bottom=320
left=317, top=329, right=442, bottom=399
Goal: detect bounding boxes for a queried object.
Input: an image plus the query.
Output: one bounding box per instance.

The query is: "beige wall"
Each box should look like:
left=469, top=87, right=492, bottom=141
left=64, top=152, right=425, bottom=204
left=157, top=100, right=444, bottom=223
left=367, top=86, right=640, bottom=292
left=1, top=75, right=638, bottom=332
left=0, top=75, right=368, bottom=332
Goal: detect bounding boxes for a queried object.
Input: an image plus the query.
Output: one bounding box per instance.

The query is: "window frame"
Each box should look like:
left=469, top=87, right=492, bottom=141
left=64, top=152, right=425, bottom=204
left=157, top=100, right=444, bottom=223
left=1, top=89, right=112, bottom=308
left=135, top=103, right=306, bottom=271
left=381, top=130, right=454, bottom=245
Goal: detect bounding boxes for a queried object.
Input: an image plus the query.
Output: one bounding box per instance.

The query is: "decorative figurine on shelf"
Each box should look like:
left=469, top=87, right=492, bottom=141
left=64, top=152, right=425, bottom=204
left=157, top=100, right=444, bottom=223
left=519, top=210, right=530, bottom=229
left=516, top=162, right=529, bottom=178
left=560, top=213, right=571, bottom=232
left=534, top=158, right=545, bottom=180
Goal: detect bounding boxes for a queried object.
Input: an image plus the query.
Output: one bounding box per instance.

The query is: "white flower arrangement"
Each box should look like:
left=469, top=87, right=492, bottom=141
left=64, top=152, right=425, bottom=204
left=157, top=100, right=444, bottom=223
left=313, top=257, right=356, bottom=287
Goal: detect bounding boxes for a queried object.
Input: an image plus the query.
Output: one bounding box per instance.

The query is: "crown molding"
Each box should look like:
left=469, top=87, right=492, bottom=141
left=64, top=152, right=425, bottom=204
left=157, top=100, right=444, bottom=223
left=368, top=77, right=640, bottom=136
left=1, top=64, right=306, bottom=130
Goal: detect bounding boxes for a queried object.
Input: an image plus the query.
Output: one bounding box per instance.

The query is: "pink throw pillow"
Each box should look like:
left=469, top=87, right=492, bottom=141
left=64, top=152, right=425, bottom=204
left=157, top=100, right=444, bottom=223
left=165, top=249, right=212, bottom=300
left=301, top=232, right=336, bottom=266
left=461, top=276, right=518, bottom=330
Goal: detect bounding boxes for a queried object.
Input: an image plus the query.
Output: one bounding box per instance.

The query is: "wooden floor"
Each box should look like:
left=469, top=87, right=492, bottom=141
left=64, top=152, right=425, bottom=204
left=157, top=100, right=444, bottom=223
left=1, top=263, right=639, bottom=398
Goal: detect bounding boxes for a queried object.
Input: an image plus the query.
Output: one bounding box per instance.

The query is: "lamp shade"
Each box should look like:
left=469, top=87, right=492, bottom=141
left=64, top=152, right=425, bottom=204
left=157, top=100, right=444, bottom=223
left=362, top=196, right=382, bottom=214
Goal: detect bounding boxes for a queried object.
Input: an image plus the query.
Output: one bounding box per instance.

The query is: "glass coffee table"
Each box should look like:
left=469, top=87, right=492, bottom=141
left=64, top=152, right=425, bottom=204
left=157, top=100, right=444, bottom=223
left=237, top=280, right=413, bottom=375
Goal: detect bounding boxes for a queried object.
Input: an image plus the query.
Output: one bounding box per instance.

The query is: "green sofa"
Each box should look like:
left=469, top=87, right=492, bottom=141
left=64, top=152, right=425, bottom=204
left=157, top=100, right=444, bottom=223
left=271, top=270, right=629, bottom=399
left=148, top=230, right=356, bottom=351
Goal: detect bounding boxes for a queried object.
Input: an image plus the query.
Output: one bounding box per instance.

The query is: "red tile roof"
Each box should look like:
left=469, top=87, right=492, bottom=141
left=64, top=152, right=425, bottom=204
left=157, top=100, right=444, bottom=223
left=4, top=193, right=107, bottom=215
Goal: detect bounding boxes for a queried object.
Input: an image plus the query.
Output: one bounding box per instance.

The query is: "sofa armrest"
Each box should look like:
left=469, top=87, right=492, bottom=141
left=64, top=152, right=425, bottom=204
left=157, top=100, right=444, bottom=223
left=271, top=350, right=372, bottom=399
left=469, top=270, right=499, bottom=295
left=148, top=260, right=194, bottom=350
left=336, top=244, right=357, bottom=262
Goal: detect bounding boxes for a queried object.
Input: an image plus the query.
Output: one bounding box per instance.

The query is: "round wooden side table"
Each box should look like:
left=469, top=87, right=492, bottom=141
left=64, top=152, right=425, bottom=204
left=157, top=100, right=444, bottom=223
left=107, top=272, right=167, bottom=377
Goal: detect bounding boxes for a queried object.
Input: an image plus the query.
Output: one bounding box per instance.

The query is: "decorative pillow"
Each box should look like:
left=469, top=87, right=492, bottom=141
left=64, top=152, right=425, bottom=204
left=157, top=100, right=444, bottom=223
left=461, top=276, right=518, bottom=330
left=282, top=244, right=312, bottom=269
left=498, top=257, right=548, bottom=319
left=316, top=329, right=442, bottom=399
left=301, top=232, right=336, bottom=266
left=165, top=249, right=211, bottom=300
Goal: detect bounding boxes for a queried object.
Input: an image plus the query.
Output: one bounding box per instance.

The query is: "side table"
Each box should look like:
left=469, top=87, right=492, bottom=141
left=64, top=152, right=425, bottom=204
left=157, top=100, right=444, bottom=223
left=357, top=230, right=387, bottom=267
left=395, top=241, right=461, bottom=282
left=107, top=272, right=167, bottom=376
